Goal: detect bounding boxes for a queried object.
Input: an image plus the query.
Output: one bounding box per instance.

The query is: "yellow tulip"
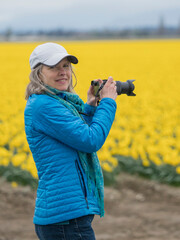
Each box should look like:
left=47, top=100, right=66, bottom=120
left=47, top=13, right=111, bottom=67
left=0, top=40, right=180, bottom=178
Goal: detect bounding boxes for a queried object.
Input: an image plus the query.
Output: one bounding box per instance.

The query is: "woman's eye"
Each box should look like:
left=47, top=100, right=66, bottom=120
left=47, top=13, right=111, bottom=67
left=48, top=63, right=70, bottom=70
left=53, top=66, right=60, bottom=71
left=49, top=66, right=56, bottom=70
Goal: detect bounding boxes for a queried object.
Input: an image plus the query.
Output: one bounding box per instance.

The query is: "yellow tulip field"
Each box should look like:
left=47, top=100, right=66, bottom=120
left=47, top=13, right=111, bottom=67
left=0, top=40, right=180, bottom=187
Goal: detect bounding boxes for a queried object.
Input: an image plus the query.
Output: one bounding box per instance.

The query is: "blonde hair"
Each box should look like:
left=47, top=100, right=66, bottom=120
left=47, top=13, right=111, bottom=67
left=25, top=64, right=77, bottom=100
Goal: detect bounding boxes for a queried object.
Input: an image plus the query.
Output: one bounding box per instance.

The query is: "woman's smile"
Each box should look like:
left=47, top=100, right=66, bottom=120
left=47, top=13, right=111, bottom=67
left=55, top=78, right=67, bottom=82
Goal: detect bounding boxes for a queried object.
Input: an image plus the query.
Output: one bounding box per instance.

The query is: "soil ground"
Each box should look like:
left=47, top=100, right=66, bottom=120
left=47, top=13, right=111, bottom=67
left=0, top=173, right=180, bottom=240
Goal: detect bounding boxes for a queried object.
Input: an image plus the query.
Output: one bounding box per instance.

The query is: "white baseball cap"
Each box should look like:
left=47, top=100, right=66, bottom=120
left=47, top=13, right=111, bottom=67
left=29, top=42, right=78, bottom=69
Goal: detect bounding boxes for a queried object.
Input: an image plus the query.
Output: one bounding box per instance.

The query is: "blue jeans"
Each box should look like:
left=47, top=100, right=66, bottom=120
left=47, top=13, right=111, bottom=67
left=35, top=214, right=96, bottom=240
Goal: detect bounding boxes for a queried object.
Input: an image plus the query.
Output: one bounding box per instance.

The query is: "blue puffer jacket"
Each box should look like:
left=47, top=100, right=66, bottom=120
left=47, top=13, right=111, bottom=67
left=24, top=93, right=116, bottom=225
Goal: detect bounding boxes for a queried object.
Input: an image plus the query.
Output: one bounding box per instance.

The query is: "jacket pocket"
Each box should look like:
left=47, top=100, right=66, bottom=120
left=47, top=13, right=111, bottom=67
left=75, top=160, right=86, bottom=197
left=75, top=160, right=89, bottom=209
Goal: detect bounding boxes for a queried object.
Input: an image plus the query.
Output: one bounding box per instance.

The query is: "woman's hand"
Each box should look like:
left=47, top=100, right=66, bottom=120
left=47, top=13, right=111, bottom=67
left=100, top=76, right=117, bottom=101
left=87, top=79, right=103, bottom=106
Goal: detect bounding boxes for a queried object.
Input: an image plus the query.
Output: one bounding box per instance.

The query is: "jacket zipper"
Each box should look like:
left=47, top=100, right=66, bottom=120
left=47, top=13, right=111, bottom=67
left=75, top=160, right=89, bottom=209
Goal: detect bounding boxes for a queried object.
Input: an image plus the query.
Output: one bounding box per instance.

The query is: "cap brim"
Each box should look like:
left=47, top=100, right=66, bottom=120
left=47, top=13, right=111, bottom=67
left=43, top=53, right=78, bottom=67
left=67, top=55, right=78, bottom=64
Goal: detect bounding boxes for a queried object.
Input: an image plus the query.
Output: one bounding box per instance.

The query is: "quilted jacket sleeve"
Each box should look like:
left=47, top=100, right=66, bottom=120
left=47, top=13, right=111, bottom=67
left=81, top=103, right=97, bottom=125
left=33, top=95, right=117, bottom=153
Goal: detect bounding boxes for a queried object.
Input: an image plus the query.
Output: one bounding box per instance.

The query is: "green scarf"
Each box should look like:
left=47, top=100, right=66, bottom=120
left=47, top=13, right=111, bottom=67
left=45, top=85, right=104, bottom=217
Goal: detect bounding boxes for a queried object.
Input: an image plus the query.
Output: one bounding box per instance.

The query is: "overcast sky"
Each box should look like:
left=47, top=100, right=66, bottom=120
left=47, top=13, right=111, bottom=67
left=0, top=0, right=180, bottom=31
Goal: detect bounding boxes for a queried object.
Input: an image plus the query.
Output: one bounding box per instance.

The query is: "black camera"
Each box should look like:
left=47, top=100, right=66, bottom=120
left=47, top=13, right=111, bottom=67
left=91, top=79, right=136, bottom=97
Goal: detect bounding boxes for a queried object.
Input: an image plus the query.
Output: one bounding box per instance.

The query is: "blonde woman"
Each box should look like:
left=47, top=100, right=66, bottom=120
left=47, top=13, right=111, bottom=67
left=24, top=42, right=117, bottom=240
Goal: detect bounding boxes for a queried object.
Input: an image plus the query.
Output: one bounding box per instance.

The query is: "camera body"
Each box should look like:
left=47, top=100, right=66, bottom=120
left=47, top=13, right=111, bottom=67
left=91, top=79, right=136, bottom=97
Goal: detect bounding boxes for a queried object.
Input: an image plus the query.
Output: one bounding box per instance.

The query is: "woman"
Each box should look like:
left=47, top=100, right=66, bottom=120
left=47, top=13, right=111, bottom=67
left=24, top=42, right=117, bottom=240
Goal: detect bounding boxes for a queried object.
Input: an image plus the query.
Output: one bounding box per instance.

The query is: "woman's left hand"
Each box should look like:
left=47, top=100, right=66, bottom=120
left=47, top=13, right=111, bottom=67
left=87, top=79, right=102, bottom=106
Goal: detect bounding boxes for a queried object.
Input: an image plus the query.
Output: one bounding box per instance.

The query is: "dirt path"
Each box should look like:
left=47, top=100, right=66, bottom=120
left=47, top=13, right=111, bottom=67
left=0, top=173, right=180, bottom=240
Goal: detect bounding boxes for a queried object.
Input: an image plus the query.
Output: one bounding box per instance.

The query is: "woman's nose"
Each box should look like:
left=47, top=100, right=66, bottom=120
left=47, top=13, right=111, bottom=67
left=58, top=68, right=66, bottom=75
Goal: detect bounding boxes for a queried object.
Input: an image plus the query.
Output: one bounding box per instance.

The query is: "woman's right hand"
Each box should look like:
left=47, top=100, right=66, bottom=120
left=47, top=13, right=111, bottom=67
left=100, top=76, right=117, bottom=101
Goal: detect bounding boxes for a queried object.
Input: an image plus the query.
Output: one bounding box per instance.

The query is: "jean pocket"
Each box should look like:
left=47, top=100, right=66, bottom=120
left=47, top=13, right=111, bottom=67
left=78, top=214, right=94, bottom=224
left=35, top=224, right=65, bottom=240
left=87, top=214, right=94, bottom=223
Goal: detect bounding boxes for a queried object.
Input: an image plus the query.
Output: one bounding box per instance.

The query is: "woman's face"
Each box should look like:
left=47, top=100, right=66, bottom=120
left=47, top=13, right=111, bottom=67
left=41, top=58, right=72, bottom=91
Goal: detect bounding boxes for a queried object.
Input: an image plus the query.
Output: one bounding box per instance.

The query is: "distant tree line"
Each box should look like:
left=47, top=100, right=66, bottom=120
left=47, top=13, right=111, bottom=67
left=1, top=17, right=180, bottom=41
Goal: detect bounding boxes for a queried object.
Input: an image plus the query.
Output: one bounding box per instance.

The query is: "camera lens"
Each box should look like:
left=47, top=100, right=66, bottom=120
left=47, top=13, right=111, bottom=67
left=116, top=80, right=136, bottom=96
left=91, top=79, right=136, bottom=96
